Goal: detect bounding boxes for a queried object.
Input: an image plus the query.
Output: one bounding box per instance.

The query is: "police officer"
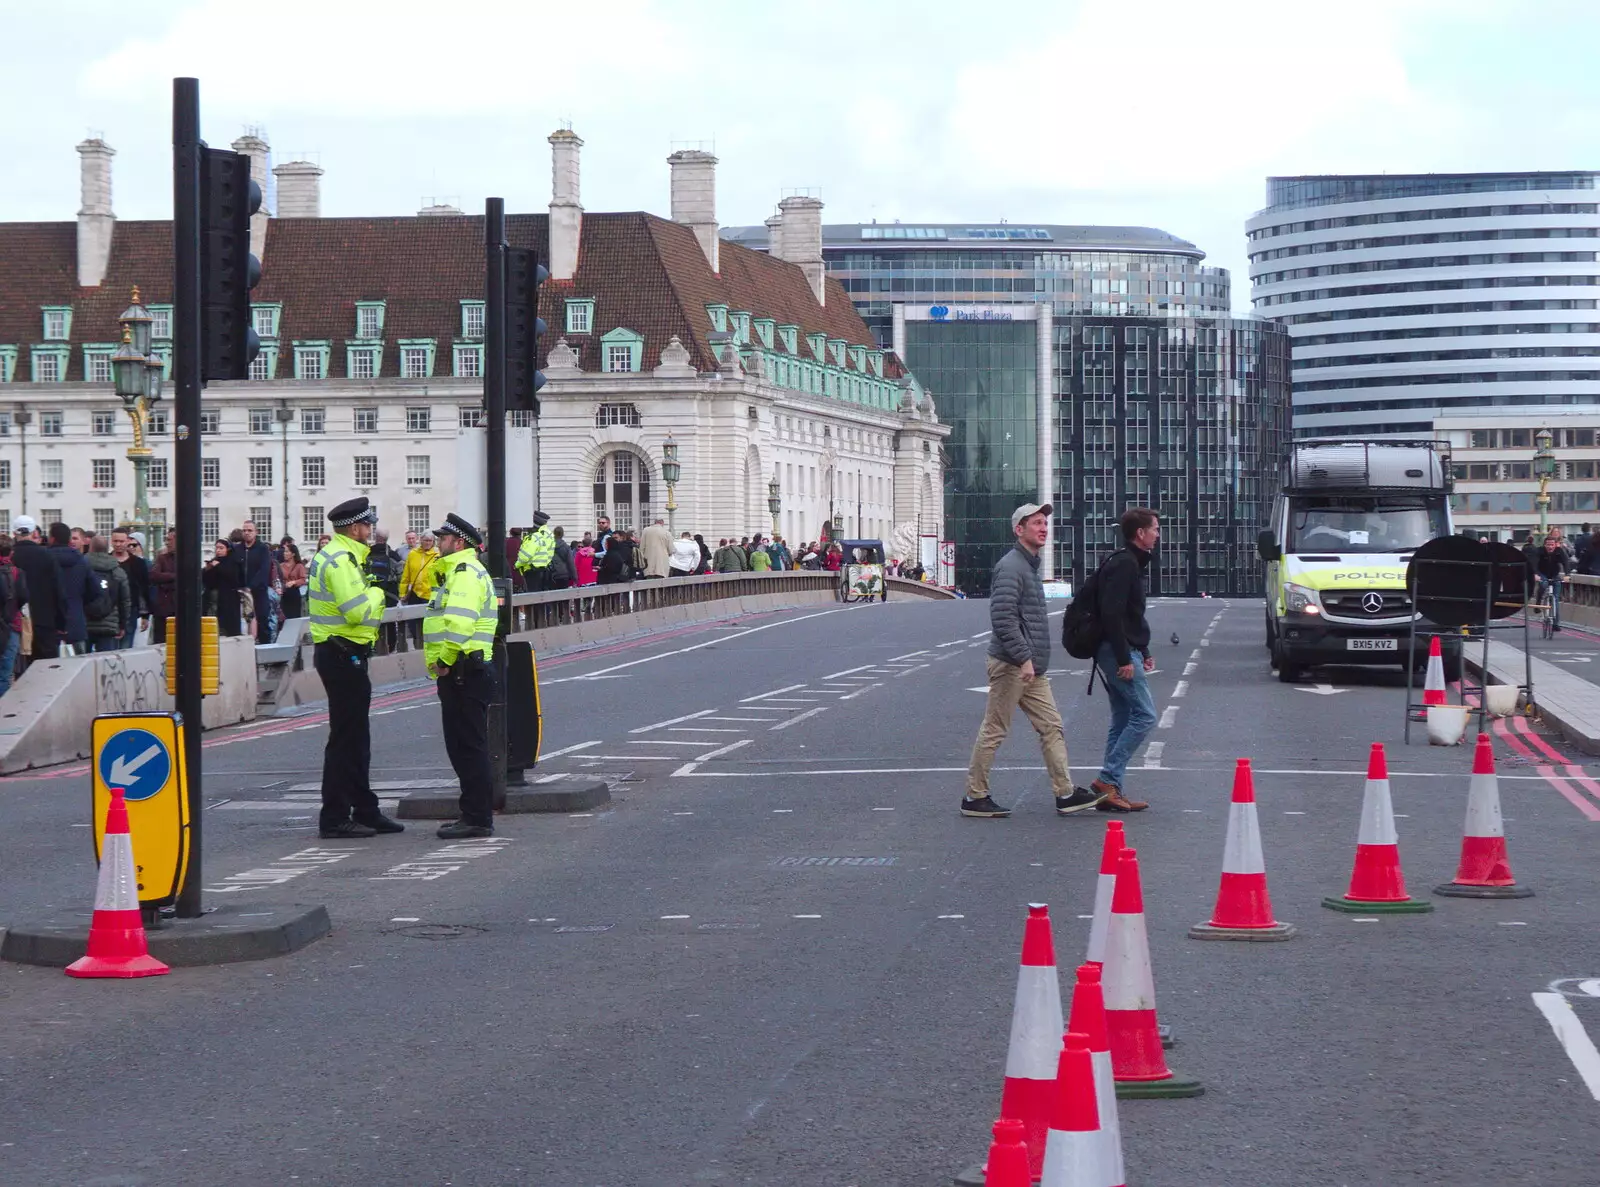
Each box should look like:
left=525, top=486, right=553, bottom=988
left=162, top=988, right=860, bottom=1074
left=426, top=513, right=500, bottom=839
left=514, top=510, right=555, bottom=591
left=308, top=498, right=404, bottom=839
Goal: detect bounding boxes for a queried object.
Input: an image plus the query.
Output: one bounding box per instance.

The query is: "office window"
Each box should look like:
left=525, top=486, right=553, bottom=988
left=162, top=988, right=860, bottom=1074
left=348, top=348, right=377, bottom=380
left=149, top=306, right=172, bottom=339
left=566, top=299, right=594, bottom=334
left=39, top=508, right=62, bottom=527
left=200, top=409, right=221, bottom=434
left=86, top=351, right=114, bottom=384
left=41, top=459, right=63, bottom=489
left=249, top=408, right=274, bottom=434
left=407, top=505, right=431, bottom=534
left=201, top=508, right=218, bottom=541
left=92, top=410, right=117, bottom=436
left=294, top=346, right=326, bottom=380
left=92, top=508, right=115, bottom=535
left=510, top=409, right=535, bottom=428
left=459, top=406, right=486, bottom=428
left=453, top=344, right=483, bottom=377
left=251, top=305, right=280, bottom=339
left=354, top=407, right=378, bottom=434
left=302, top=456, right=326, bottom=487
left=148, top=458, right=169, bottom=489
left=249, top=507, right=272, bottom=538
left=405, top=456, right=431, bottom=486
left=248, top=457, right=273, bottom=488
left=302, top=507, right=324, bottom=540
left=40, top=411, right=63, bottom=436
left=42, top=308, right=71, bottom=340
left=201, top=457, right=221, bottom=488
left=0, top=460, right=9, bottom=490
left=353, top=456, right=378, bottom=487
left=300, top=407, right=325, bottom=434
left=595, top=403, right=642, bottom=427
left=405, top=407, right=431, bottom=433
left=248, top=352, right=272, bottom=381
left=355, top=302, right=385, bottom=339
left=401, top=347, right=431, bottom=379
left=148, top=410, right=168, bottom=436
left=461, top=301, right=485, bottom=339
left=92, top=459, right=115, bottom=489
left=34, top=353, right=63, bottom=383
left=605, top=344, right=635, bottom=373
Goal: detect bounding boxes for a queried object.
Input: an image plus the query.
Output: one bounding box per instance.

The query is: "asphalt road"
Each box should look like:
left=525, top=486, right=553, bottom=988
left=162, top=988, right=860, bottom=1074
left=3, top=595, right=1600, bottom=1186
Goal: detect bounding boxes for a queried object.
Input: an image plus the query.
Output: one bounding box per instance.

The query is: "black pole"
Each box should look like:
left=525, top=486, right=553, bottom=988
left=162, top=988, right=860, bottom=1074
left=172, top=77, right=204, bottom=918
left=484, top=198, right=509, bottom=807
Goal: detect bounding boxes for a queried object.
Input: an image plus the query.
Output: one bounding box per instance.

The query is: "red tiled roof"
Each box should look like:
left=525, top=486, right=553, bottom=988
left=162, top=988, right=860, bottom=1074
left=0, top=211, right=885, bottom=381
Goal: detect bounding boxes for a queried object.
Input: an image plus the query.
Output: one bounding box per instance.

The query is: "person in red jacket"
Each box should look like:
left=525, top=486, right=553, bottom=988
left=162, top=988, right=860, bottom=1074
left=148, top=528, right=179, bottom=644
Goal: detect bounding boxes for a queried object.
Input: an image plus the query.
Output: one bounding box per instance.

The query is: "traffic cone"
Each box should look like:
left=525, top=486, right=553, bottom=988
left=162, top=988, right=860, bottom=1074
left=1435, top=733, right=1534, bottom=899
left=1084, top=821, right=1125, bottom=966
left=981, top=1118, right=1032, bottom=1187
left=1422, top=636, right=1448, bottom=706
left=1103, top=848, right=1203, bottom=1098
left=1322, top=744, right=1433, bottom=913
left=1189, top=759, right=1296, bottom=940
left=1039, top=1033, right=1125, bottom=1187
left=1067, top=964, right=1124, bottom=1186
left=66, top=787, right=169, bottom=979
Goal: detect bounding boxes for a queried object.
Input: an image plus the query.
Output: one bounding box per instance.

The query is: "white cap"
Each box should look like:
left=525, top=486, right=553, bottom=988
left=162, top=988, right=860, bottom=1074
left=10, top=514, right=37, bottom=535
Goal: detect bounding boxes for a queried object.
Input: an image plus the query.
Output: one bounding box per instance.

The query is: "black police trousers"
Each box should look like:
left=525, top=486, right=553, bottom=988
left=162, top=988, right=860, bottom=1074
left=438, top=654, right=496, bottom=827
left=314, top=640, right=381, bottom=830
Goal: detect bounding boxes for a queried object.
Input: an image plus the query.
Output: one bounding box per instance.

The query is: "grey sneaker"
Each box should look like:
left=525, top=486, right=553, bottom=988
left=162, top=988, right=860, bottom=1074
left=436, top=819, right=495, bottom=839
left=960, top=796, right=1012, bottom=819
left=1056, top=786, right=1109, bottom=816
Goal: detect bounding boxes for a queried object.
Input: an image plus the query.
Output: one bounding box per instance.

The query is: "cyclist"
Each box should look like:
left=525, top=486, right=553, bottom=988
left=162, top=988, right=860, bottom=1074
left=1532, top=531, right=1574, bottom=633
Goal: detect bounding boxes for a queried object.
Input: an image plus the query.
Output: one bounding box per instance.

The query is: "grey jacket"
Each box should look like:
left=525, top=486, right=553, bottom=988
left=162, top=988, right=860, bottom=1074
left=987, top=545, right=1050, bottom=674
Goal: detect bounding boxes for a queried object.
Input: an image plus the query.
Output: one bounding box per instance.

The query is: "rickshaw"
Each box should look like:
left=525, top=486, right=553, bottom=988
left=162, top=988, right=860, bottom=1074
left=835, top=539, right=888, bottom=603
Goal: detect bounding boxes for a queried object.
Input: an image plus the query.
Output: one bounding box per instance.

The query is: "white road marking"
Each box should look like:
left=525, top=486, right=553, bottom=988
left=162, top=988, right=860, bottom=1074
left=672, top=738, right=753, bottom=777
left=1284, top=810, right=1307, bottom=815
left=822, top=663, right=877, bottom=680
left=704, top=716, right=779, bottom=723
left=889, top=650, right=932, bottom=661
left=1499, top=921, right=1528, bottom=926
left=937, top=914, right=966, bottom=919
left=793, top=914, right=823, bottom=919
left=1200, top=639, right=1210, bottom=647
left=539, top=740, right=602, bottom=759
left=390, top=917, right=420, bottom=923
left=1351, top=919, right=1380, bottom=923
left=773, top=809, right=794, bottom=813
left=630, top=709, right=718, bottom=734
left=561, top=608, right=848, bottom=680
left=1172, top=681, right=1189, bottom=698
left=1533, top=992, right=1600, bottom=1101
left=1158, top=706, right=1180, bottom=729
left=661, top=915, right=690, bottom=920
left=741, top=684, right=811, bottom=702
left=1141, top=742, right=1165, bottom=769
left=872, top=807, right=895, bottom=812
left=896, top=664, right=931, bottom=677
left=939, top=640, right=967, bottom=648
left=771, top=707, right=828, bottom=731
left=840, top=684, right=881, bottom=700
left=1190, top=649, right=1201, bottom=661
left=628, top=740, right=715, bottom=747
left=669, top=763, right=1559, bottom=780
left=1183, top=662, right=1198, bottom=676
left=667, top=726, right=745, bottom=733
left=672, top=811, right=694, bottom=816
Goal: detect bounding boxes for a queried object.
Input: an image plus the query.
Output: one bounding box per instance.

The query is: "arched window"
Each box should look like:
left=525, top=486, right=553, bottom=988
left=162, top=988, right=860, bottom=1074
left=592, top=450, right=651, bottom=531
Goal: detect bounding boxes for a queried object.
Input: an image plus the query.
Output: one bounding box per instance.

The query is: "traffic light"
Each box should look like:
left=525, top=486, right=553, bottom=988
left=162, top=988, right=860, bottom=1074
left=200, top=147, right=262, bottom=381
left=505, top=246, right=548, bottom=414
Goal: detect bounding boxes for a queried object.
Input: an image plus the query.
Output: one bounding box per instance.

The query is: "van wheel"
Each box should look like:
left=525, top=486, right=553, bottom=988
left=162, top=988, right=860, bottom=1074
left=1264, top=612, right=1276, bottom=650
left=1272, top=639, right=1301, bottom=683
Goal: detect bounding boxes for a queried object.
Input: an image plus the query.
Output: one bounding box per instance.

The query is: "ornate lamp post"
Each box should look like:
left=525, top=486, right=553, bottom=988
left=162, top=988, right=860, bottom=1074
left=1533, top=427, right=1555, bottom=536
left=767, top=470, right=781, bottom=540
left=110, top=287, right=164, bottom=542
left=661, top=433, right=681, bottom=536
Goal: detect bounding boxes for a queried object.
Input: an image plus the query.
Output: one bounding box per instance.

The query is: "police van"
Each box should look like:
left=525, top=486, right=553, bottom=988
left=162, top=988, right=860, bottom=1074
left=1257, top=439, right=1460, bottom=684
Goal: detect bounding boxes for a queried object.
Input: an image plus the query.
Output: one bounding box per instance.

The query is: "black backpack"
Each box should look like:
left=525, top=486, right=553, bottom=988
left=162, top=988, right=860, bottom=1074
left=1061, top=554, right=1117, bottom=659
left=84, top=569, right=115, bottom=620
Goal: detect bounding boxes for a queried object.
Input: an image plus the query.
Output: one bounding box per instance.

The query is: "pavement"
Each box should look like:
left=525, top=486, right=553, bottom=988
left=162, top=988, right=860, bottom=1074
left=3, top=596, right=1600, bottom=1185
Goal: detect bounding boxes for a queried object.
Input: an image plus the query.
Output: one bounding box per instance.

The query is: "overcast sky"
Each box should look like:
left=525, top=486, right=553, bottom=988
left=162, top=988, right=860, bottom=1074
left=6, top=0, right=1600, bottom=312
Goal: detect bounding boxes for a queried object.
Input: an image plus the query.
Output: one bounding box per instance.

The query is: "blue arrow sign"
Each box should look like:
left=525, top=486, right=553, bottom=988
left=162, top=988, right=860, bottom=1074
left=98, top=727, right=172, bottom=802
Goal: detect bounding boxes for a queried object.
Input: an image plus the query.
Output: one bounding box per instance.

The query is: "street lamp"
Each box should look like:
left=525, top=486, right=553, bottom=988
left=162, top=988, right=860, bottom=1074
left=1533, top=427, right=1556, bottom=535
left=661, top=433, right=681, bottom=536
left=767, top=470, right=781, bottom=539
left=111, top=287, right=164, bottom=542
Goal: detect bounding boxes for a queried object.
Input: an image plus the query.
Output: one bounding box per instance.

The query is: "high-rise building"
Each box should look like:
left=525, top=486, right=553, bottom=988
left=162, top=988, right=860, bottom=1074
left=724, top=221, right=1291, bottom=595
left=1247, top=172, right=1600, bottom=438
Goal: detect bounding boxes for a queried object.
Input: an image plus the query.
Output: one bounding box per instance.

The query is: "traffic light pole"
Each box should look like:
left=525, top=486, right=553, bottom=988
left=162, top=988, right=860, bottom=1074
left=484, top=198, right=509, bottom=810
left=172, top=77, right=205, bottom=918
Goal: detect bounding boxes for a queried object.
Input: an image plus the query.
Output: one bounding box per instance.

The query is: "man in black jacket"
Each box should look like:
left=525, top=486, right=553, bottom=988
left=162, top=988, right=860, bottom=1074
left=1091, top=507, right=1160, bottom=812
left=10, top=517, right=62, bottom=660
left=962, top=503, right=1103, bottom=819
left=47, top=522, right=90, bottom=655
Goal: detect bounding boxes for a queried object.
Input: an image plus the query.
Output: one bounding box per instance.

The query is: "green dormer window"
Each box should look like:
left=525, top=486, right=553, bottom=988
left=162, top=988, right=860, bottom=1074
left=41, top=307, right=72, bottom=341
left=460, top=301, right=485, bottom=339
left=731, top=311, right=751, bottom=345
left=753, top=318, right=775, bottom=348
left=601, top=326, right=644, bottom=373
left=398, top=339, right=437, bottom=380
left=867, top=350, right=883, bottom=377
left=566, top=299, right=595, bottom=335
left=82, top=344, right=118, bottom=385
left=354, top=301, right=385, bottom=340
left=807, top=332, right=827, bottom=361
left=828, top=338, right=847, bottom=366
left=252, top=303, right=282, bottom=340
left=149, top=305, right=173, bottom=340
left=705, top=304, right=729, bottom=333
left=779, top=324, right=799, bottom=354
left=31, top=344, right=69, bottom=382
left=0, top=346, right=15, bottom=383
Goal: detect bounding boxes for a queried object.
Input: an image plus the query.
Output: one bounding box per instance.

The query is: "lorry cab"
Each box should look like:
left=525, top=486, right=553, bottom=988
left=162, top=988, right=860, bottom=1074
left=1259, top=439, right=1460, bottom=684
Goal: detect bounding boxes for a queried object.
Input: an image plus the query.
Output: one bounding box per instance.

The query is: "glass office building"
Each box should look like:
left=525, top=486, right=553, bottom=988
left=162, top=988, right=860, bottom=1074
left=725, top=222, right=1292, bottom=595
left=1247, top=172, right=1600, bottom=439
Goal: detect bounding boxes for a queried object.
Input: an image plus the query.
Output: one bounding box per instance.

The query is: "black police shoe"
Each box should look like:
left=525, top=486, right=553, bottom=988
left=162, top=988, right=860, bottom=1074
left=319, top=819, right=378, bottom=839
left=959, top=795, right=1012, bottom=818
left=436, top=819, right=494, bottom=839
left=355, top=813, right=405, bottom=834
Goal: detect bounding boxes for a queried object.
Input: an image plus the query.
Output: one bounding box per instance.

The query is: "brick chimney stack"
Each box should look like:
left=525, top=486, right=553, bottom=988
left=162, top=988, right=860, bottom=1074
left=548, top=129, right=584, bottom=281
left=75, top=138, right=115, bottom=287
left=667, top=149, right=719, bottom=272
left=774, top=195, right=825, bottom=305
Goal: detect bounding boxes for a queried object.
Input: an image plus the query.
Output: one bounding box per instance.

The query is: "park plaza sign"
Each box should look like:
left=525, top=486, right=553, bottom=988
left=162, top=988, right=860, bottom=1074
left=904, top=303, right=1039, bottom=322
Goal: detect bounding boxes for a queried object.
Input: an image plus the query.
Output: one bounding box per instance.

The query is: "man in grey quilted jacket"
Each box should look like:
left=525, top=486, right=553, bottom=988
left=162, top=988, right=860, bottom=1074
left=962, top=503, right=1105, bottom=819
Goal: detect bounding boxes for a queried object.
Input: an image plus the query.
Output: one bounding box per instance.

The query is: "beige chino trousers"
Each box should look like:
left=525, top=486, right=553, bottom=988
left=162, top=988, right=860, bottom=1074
left=965, top=657, right=1073, bottom=800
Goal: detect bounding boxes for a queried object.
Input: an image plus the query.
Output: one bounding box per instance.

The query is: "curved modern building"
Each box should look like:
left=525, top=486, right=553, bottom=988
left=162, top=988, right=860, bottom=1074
left=725, top=220, right=1290, bottom=596
left=1247, top=173, right=1600, bottom=438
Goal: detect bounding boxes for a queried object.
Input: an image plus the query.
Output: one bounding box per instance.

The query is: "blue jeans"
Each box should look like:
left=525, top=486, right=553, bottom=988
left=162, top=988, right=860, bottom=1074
left=0, top=631, right=18, bottom=697
left=87, top=636, right=123, bottom=652
left=1095, top=642, right=1158, bottom=788
left=121, top=613, right=141, bottom=650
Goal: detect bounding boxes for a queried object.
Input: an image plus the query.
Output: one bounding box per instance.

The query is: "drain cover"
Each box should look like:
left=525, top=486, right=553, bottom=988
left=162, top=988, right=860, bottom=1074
left=392, top=924, right=485, bottom=940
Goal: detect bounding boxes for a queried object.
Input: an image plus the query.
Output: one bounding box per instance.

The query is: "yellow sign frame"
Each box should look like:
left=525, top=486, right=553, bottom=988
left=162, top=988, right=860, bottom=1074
left=92, top=712, right=190, bottom=908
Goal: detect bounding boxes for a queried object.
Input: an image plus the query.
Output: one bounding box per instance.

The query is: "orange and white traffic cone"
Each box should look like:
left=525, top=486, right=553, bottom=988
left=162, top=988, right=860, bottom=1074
left=981, top=1118, right=1033, bottom=1187
left=1322, top=743, right=1433, bottom=914
left=1084, top=821, right=1125, bottom=967
left=1103, top=847, right=1202, bottom=1098
left=1422, top=636, right=1448, bottom=706
left=1039, top=1032, right=1125, bottom=1187
left=1435, top=733, right=1534, bottom=900
left=66, top=788, right=169, bottom=979
left=1189, top=759, right=1295, bottom=940
left=1067, top=964, right=1124, bottom=1185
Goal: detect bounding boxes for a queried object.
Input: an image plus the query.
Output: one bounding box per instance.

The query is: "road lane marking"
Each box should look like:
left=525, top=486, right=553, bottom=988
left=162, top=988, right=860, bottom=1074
left=939, top=640, right=966, bottom=647
left=1182, top=662, right=1198, bottom=676
left=741, top=684, right=812, bottom=702
left=889, top=650, right=932, bottom=661
left=822, top=664, right=877, bottom=680
left=668, top=763, right=1564, bottom=780
left=937, top=914, right=966, bottom=919
left=628, top=740, right=714, bottom=746
left=704, top=716, right=780, bottom=723
left=840, top=684, right=881, bottom=700
left=1158, top=706, right=1180, bottom=729
left=540, top=740, right=602, bottom=759
left=552, top=608, right=848, bottom=680
left=661, top=915, right=690, bottom=920
left=1141, top=742, right=1165, bottom=769
left=1200, top=639, right=1210, bottom=647
left=630, top=710, right=718, bottom=734
left=667, top=726, right=745, bottom=733
left=771, top=707, right=828, bottom=731
left=1533, top=992, right=1600, bottom=1101
left=672, top=738, right=753, bottom=777
left=1190, top=649, right=1201, bottom=660
left=755, top=698, right=822, bottom=704
left=896, top=664, right=931, bottom=677
left=1172, top=681, right=1189, bottom=698
left=793, top=914, right=822, bottom=919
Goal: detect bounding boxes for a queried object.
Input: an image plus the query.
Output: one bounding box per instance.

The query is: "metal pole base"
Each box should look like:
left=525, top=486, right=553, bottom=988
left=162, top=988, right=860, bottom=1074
left=1115, top=1072, right=1205, bottom=1099
left=1433, top=881, right=1534, bottom=899
left=1188, top=920, right=1297, bottom=941
left=1321, top=895, right=1435, bottom=914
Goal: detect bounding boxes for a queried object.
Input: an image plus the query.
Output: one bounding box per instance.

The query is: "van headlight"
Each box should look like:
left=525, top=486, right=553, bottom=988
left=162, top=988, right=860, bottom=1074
left=1285, top=583, right=1322, bottom=615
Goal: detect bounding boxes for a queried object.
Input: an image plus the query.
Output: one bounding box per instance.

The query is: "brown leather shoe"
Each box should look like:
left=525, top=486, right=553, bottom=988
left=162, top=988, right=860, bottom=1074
left=1092, top=779, right=1148, bottom=812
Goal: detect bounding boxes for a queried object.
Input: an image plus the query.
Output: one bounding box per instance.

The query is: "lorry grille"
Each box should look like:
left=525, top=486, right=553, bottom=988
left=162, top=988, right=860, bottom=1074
left=1322, top=589, right=1413, bottom=617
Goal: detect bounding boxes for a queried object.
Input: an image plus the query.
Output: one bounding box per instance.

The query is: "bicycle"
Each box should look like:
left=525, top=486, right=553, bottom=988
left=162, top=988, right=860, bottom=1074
left=1536, top=575, right=1564, bottom=638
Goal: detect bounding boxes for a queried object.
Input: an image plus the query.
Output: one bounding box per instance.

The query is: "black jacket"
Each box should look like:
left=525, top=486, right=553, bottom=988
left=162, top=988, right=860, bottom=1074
left=1098, top=545, right=1152, bottom=667
left=597, top=540, right=638, bottom=584
left=551, top=540, right=576, bottom=588
left=12, top=539, right=62, bottom=637
left=48, top=544, right=90, bottom=644
left=987, top=545, right=1051, bottom=673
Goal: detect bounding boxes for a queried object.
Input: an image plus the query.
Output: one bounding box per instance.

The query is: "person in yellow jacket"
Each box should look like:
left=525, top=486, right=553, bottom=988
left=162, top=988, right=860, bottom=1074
left=399, top=532, right=440, bottom=647
left=425, top=512, right=500, bottom=839
left=307, top=498, right=403, bottom=839
left=515, top=510, right=556, bottom=592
